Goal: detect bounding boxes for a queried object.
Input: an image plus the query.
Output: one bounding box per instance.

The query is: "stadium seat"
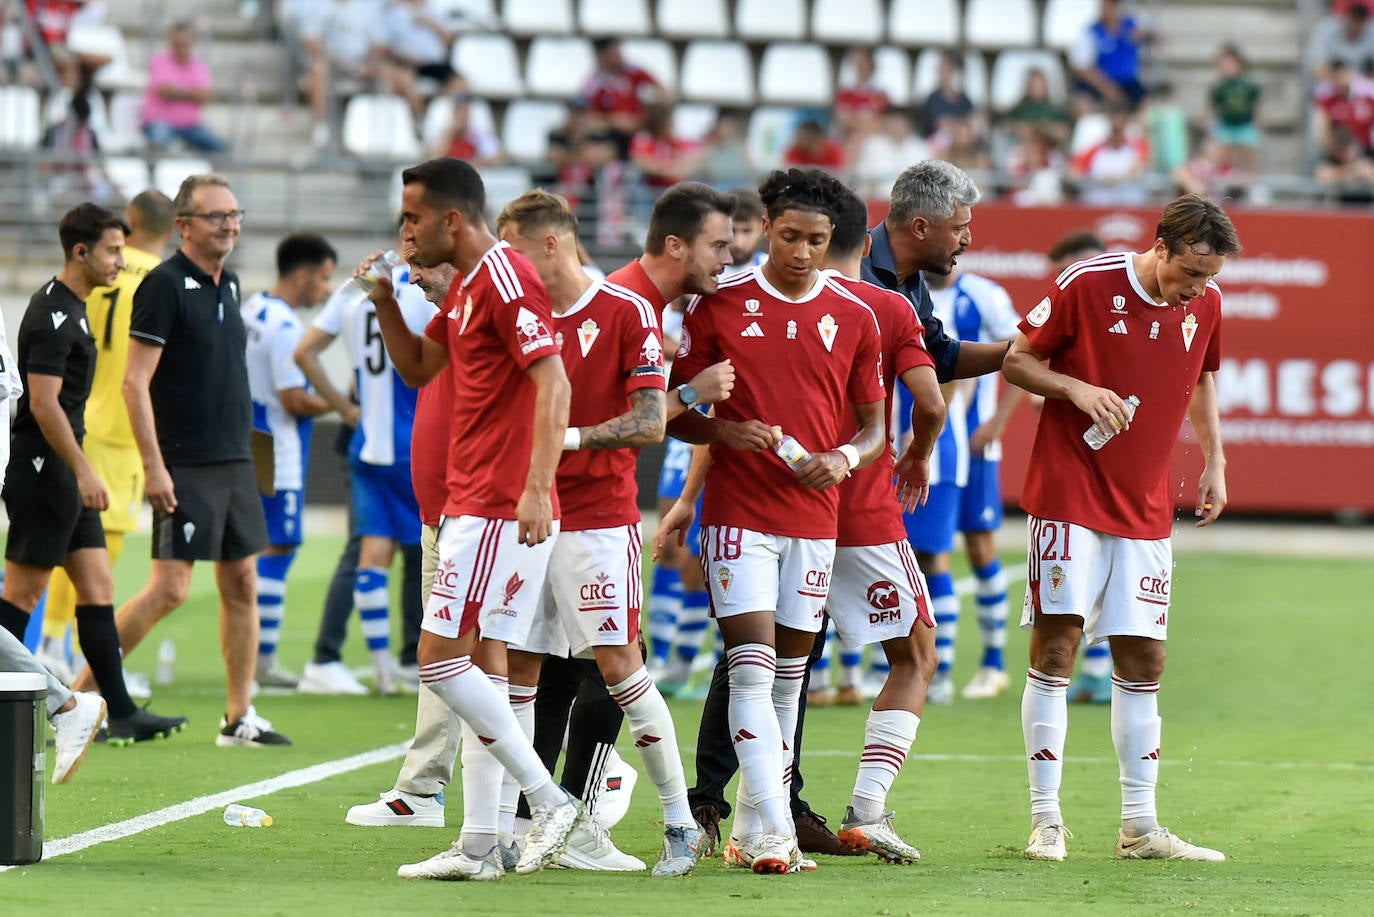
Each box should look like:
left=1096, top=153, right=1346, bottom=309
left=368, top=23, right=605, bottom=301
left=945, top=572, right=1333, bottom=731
left=580, top=0, right=651, bottom=37
left=1069, top=110, right=1111, bottom=156
left=451, top=34, right=523, bottom=99
left=655, top=0, right=729, bottom=38
left=746, top=106, right=799, bottom=172
left=421, top=95, right=496, bottom=152
left=0, top=85, right=41, bottom=149
left=501, top=99, right=569, bottom=163
left=812, top=0, right=884, bottom=45
left=526, top=36, right=596, bottom=99
left=735, top=0, right=807, bottom=41
left=481, top=165, right=535, bottom=215
left=837, top=46, right=912, bottom=107
left=990, top=49, right=1069, bottom=112
left=102, top=90, right=144, bottom=153
left=103, top=155, right=152, bottom=202
left=912, top=48, right=988, bottom=109
left=673, top=102, right=719, bottom=142
left=65, top=23, right=142, bottom=91
left=964, top=0, right=1036, bottom=48
left=430, top=0, right=498, bottom=28
left=1042, top=0, right=1099, bottom=52
left=888, top=0, right=959, bottom=47
left=622, top=39, right=677, bottom=94
left=152, top=156, right=212, bottom=199
left=341, top=95, right=422, bottom=160
left=758, top=43, right=833, bottom=108
left=680, top=41, right=755, bottom=107
left=504, top=0, right=573, bottom=36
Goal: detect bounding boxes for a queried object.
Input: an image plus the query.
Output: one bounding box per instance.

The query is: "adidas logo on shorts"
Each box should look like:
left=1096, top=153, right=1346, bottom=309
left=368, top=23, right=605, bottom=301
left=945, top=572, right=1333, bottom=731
left=597, top=618, right=618, bottom=633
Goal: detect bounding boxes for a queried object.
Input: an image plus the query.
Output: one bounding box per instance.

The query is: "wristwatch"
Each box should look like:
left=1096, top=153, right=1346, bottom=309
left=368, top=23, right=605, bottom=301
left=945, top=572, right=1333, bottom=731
left=676, top=383, right=699, bottom=408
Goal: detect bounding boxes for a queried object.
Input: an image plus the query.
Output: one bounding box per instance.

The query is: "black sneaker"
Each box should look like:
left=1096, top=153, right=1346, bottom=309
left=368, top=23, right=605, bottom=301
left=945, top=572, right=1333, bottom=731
left=107, top=708, right=189, bottom=747
left=216, top=705, right=292, bottom=747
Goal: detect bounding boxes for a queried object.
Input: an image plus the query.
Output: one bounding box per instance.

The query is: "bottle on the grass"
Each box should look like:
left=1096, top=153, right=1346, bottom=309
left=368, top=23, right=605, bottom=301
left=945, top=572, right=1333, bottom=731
left=334, top=249, right=402, bottom=309
left=155, top=638, right=175, bottom=686
left=1083, top=395, right=1140, bottom=451
left=223, top=804, right=274, bottom=827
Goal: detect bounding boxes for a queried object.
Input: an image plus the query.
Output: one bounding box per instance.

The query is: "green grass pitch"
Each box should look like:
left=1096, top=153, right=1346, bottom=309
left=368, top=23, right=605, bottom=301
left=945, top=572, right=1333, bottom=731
left=3, top=533, right=1372, bottom=915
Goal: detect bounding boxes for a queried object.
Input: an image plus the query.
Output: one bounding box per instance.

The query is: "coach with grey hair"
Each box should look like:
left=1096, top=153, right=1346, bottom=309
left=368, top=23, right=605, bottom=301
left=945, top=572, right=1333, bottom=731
left=861, top=160, right=1008, bottom=382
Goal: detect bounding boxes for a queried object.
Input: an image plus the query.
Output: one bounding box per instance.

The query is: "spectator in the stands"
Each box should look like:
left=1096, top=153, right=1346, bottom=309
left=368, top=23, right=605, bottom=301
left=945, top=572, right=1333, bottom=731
left=428, top=79, right=502, bottom=165
left=381, top=0, right=459, bottom=121
left=783, top=118, right=845, bottom=171
left=938, top=115, right=991, bottom=173
left=580, top=37, right=663, bottom=159
left=1005, top=125, right=1068, bottom=206
left=700, top=110, right=754, bottom=189
left=301, top=0, right=385, bottom=147
left=41, top=89, right=115, bottom=206
left=1209, top=44, right=1261, bottom=176
left=630, top=103, right=704, bottom=189
left=1313, top=59, right=1374, bottom=157
left=1142, top=82, right=1188, bottom=176
left=141, top=20, right=228, bottom=153
left=547, top=99, right=618, bottom=210
left=22, top=0, right=110, bottom=89
left=919, top=50, right=976, bottom=139
left=1307, top=2, right=1374, bottom=82
left=853, top=109, right=931, bottom=199
left=1001, top=68, right=1072, bottom=146
left=1071, top=102, right=1150, bottom=205
left=1315, top=121, right=1374, bottom=202
left=1069, top=0, right=1153, bottom=111
left=834, top=46, right=890, bottom=162
left=1172, top=134, right=1247, bottom=201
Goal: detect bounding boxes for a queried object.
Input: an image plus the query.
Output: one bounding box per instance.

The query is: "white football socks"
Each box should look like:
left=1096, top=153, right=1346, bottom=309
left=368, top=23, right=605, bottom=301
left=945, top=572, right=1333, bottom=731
left=1023, top=668, right=1070, bottom=829
left=608, top=666, right=693, bottom=828
left=1111, top=673, right=1162, bottom=836
left=850, top=707, right=919, bottom=824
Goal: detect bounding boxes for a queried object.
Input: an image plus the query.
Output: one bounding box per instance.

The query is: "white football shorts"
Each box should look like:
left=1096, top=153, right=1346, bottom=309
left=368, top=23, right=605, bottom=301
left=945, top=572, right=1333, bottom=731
left=520, top=523, right=643, bottom=657
left=827, top=540, right=935, bottom=647
left=700, top=524, right=834, bottom=634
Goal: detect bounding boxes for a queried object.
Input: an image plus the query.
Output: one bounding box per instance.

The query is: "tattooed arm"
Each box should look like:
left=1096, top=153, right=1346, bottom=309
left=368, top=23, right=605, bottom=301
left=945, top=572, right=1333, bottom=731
left=572, top=388, right=667, bottom=449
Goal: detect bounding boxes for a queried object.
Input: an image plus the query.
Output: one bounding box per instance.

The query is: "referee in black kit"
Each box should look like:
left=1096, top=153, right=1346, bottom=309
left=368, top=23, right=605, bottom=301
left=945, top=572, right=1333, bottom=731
left=73, top=174, right=291, bottom=746
left=1, top=203, right=187, bottom=743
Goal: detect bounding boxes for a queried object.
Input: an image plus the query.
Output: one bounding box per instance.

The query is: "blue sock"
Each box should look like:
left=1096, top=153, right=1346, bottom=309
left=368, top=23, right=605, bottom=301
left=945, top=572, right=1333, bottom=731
left=674, top=588, right=710, bottom=664
left=1082, top=641, right=1113, bottom=678
left=868, top=642, right=890, bottom=679
left=928, top=571, right=958, bottom=676
left=973, top=558, right=1008, bottom=671
left=256, top=550, right=296, bottom=661
left=355, top=567, right=391, bottom=655
left=648, top=566, right=682, bottom=664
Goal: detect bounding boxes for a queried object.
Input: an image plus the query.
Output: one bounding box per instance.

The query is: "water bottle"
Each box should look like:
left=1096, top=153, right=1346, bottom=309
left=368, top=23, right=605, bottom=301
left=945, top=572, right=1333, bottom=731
left=774, top=433, right=812, bottom=471
left=223, top=804, right=274, bottom=827
left=1083, top=395, right=1140, bottom=451
left=334, top=249, right=402, bottom=308
left=155, top=638, right=176, bottom=686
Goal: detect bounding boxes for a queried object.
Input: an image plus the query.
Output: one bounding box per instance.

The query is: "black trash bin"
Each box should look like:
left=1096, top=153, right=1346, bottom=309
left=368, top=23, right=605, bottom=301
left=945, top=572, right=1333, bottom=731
left=0, top=673, right=45, bottom=865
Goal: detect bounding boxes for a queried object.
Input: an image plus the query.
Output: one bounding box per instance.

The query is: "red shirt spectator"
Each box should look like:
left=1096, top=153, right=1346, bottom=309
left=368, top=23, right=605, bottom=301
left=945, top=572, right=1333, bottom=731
left=1316, top=65, right=1374, bottom=152
left=630, top=104, right=703, bottom=188
left=784, top=119, right=846, bottom=170
left=26, top=0, right=82, bottom=47
left=580, top=38, right=661, bottom=135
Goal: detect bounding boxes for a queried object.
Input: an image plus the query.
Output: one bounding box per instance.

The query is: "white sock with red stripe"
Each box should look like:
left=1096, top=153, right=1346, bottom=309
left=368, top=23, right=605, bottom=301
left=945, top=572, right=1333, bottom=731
left=458, top=673, right=508, bottom=856
left=849, top=707, right=920, bottom=824
left=608, top=666, right=694, bottom=829
left=726, top=643, right=789, bottom=839
left=501, top=682, right=538, bottom=837
left=420, top=658, right=564, bottom=855
left=1023, top=668, right=1070, bottom=829
left=1111, top=674, right=1162, bottom=836
left=772, top=655, right=808, bottom=811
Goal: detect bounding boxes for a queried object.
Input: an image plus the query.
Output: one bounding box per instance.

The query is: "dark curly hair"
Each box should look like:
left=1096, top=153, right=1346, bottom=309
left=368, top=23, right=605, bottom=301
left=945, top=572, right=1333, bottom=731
left=757, top=167, right=841, bottom=223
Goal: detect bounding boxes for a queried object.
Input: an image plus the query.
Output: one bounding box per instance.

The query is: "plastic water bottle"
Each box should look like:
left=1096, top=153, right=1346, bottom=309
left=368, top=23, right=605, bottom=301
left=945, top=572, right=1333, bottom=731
left=774, top=433, right=812, bottom=471
left=223, top=804, right=274, bottom=827
left=334, top=249, right=402, bottom=308
left=155, top=638, right=176, bottom=686
left=1083, top=395, right=1140, bottom=450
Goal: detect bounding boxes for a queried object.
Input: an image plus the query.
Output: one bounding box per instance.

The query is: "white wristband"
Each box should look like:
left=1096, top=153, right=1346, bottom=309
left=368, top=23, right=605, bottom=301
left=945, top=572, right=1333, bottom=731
left=563, top=427, right=582, bottom=451
left=837, top=443, right=860, bottom=471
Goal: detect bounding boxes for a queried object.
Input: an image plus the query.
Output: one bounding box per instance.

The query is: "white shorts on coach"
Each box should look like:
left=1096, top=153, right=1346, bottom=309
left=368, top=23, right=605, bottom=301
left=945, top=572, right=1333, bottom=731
left=700, top=524, right=834, bottom=633
left=424, top=514, right=559, bottom=643
left=827, top=540, right=935, bottom=646
left=1019, top=515, right=1172, bottom=645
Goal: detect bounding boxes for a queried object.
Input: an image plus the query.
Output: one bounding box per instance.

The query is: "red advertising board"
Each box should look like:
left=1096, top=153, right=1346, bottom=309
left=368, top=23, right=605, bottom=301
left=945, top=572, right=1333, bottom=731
left=870, top=201, right=1374, bottom=516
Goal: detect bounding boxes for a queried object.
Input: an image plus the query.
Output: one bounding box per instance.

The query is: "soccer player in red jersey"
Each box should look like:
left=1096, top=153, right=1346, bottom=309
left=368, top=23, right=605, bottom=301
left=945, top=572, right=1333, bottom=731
left=496, top=190, right=705, bottom=877
left=367, top=158, right=586, bottom=881
left=1004, top=194, right=1239, bottom=863
left=667, top=168, right=888, bottom=874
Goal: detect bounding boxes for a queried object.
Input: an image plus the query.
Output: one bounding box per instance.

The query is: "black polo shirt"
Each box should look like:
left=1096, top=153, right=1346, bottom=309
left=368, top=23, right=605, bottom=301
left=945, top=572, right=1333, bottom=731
left=12, top=277, right=96, bottom=441
left=129, top=249, right=252, bottom=465
left=860, top=222, right=961, bottom=383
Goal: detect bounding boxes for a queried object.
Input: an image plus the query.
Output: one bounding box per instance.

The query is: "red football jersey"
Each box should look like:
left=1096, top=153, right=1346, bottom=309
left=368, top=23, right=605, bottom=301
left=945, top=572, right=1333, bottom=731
left=411, top=358, right=455, bottom=526
left=606, top=259, right=668, bottom=310
left=670, top=266, right=885, bottom=539
left=826, top=272, right=936, bottom=547
left=424, top=241, right=564, bottom=520
left=555, top=279, right=667, bottom=530
left=835, top=85, right=890, bottom=121
left=582, top=65, right=659, bottom=118
left=1019, top=251, right=1223, bottom=539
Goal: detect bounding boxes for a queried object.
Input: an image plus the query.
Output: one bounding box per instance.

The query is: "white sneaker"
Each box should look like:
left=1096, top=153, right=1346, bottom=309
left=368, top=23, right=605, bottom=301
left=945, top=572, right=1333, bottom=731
left=559, top=817, right=645, bottom=871
left=961, top=666, right=1010, bottom=700
left=347, top=789, right=445, bottom=827
left=255, top=661, right=300, bottom=691
left=1025, top=823, right=1071, bottom=861
left=722, top=836, right=752, bottom=869
left=591, top=749, right=638, bottom=830
left=1115, top=827, right=1225, bottom=862
left=742, top=833, right=794, bottom=875
left=124, top=668, right=152, bottom=700
left=50, top=692, right=105, bottom=785
left=652, top=823, right=704, bottom=877
left=926, top=673, right=955, bottom=705
left=837, top=807, right=921, bottom=863
left=398, top=841, right=504, bottom=880
left=515, top=792, right=583, bottom=875
left=298, top=661, right=368, bottom=696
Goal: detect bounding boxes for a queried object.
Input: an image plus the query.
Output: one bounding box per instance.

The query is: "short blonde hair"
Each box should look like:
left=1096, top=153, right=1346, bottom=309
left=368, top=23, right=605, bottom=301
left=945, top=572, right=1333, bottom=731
left=496, top=189, right=577, bottom=239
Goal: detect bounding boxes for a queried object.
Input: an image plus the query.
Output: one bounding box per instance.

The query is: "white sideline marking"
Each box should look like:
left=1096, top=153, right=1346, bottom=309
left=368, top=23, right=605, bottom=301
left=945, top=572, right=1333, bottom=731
left=0, top=742, right=408, bottom=873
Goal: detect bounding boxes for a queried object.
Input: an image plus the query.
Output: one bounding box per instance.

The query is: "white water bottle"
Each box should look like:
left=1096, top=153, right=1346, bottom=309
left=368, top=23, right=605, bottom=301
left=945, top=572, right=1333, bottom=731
left=334, top=249, right=402, bottom=308
left=1083, top=395, right=1140, bottom=450
left=155, top=638, right=176, bottom=686
left=223, top=804, right=274, bottom=827
left=773, top=433, right=812, bottom=471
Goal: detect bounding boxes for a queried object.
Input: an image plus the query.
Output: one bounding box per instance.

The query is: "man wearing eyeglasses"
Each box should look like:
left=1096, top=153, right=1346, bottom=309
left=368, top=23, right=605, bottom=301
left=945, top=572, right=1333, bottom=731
left=78, top=173, right=292, bottom=748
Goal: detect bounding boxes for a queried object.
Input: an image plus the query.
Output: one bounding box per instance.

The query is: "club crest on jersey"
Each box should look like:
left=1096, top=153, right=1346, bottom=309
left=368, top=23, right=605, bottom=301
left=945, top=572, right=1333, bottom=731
left=577, top=318, right=600, bottom=357
left=1149, top=321, right=1160, bottom=340
left=1047, top=563, right=1066, bottom=602
left=448, top=295, right=475, bottom=334
left=817, top=314, right=838, bottom=352
left=786, top=320, right=797, bottom=340
left=555, top=331, right=564, bottom=348
left=1027, top=296, right=1051, bottom=327
left=715, top=565, right=733, bottom=599
left=515, top=306, right=554, bottom=355
left=676, top=327, right=691, bottom=358
left=744, top=298, right=760, bottom=314
left=639, top=331, right=663, bottom=367
left=1111, top=295, right=1127, bottom=314
left=1180, top=313, right=1198, bottom=352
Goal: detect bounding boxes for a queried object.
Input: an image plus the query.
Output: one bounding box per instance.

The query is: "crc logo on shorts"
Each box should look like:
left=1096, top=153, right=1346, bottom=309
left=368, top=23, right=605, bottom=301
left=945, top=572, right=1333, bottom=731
left=580, top=572, right=617, bottom=611
left=1047, top=563, right=1066, bottom=602
left=867, top=580, right=900, bottom=610
left=515, top=306, right=555, bottom=355
left=1137, top=569, right=1170, bottom=605
left=433, top=558, right=463, bottom=601
left=715, top=565, right=733, bottom=599
left=798, top=567, right=830, bottom=599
